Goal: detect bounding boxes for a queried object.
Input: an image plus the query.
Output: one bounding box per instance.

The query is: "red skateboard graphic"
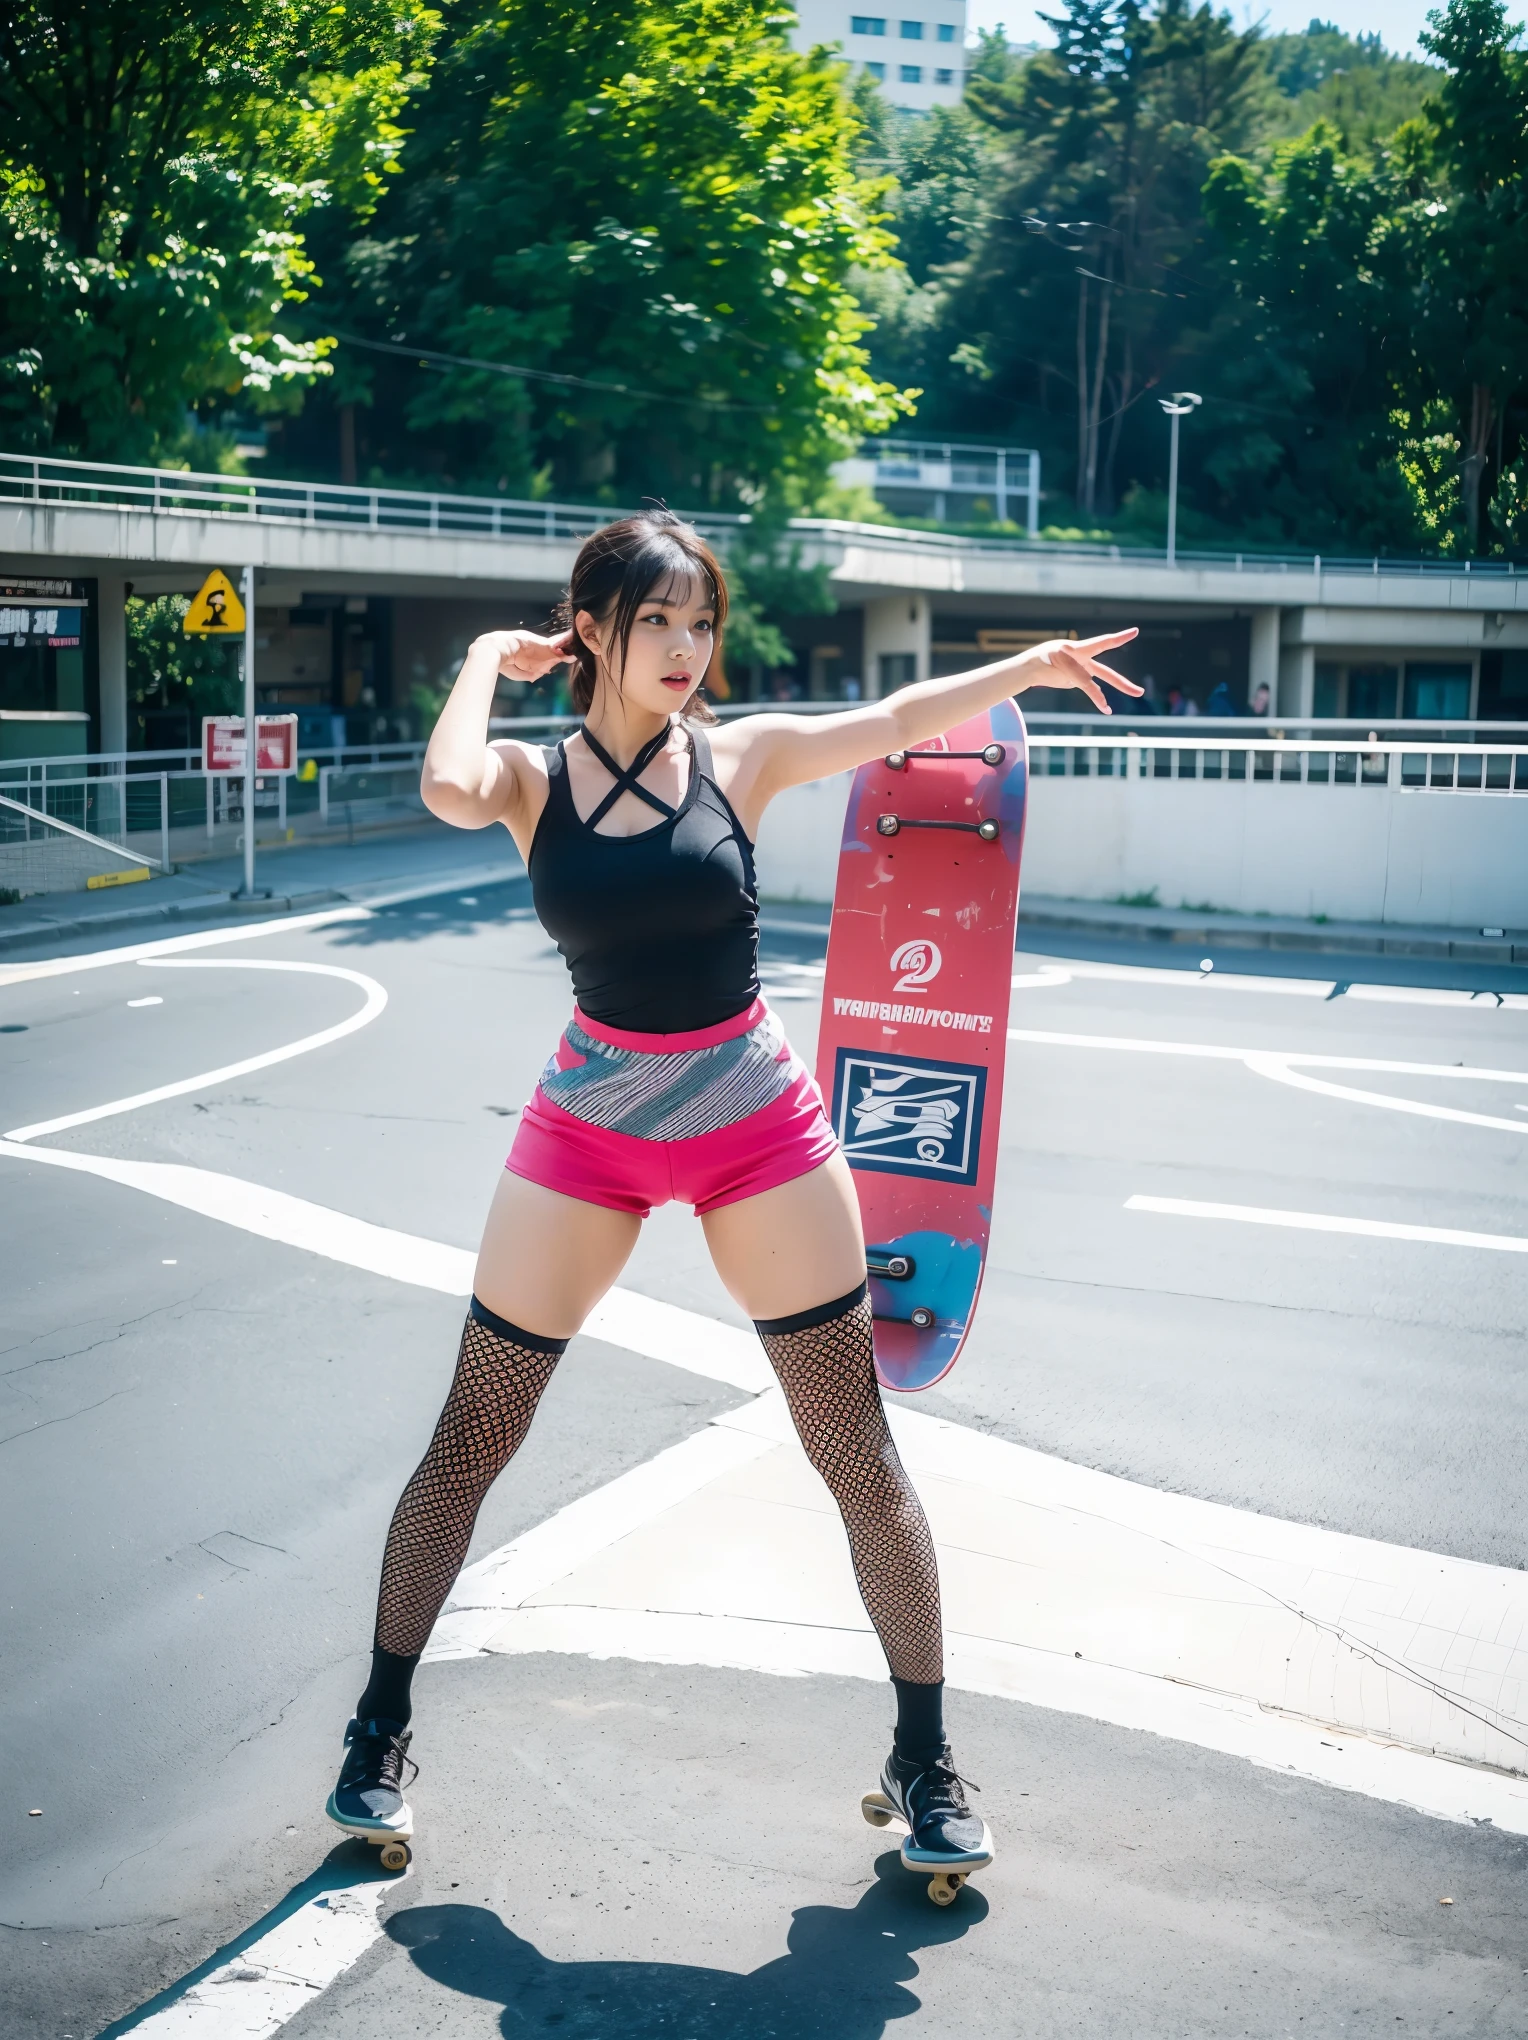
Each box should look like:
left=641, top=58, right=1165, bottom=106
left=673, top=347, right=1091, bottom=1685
left=815, top=702, right=1028, bottom=1391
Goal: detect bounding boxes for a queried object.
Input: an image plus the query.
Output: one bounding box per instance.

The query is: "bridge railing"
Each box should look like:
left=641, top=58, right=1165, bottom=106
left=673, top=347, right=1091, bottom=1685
left=5, top=449, right=1527, bottom=581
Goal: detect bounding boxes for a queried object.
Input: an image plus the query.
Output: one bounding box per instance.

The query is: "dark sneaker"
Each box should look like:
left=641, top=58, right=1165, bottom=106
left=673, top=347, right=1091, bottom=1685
left=873, top=1745, right=993, bottom=1870
left=325, top=1716, right=415, bottom=1839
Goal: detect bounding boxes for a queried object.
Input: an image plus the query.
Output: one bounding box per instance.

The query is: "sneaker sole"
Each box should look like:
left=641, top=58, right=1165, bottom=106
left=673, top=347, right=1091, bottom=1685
left=324, top=1790, right=413, bottom=1841
left=862, top=1791, right=994, bottom=1871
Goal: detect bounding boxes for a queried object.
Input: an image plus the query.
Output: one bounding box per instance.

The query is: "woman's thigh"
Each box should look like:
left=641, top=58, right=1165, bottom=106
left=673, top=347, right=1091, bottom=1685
left=700, top=1153, right=867, bottom=1322
left=474, top=1170, right=643, bottom=1340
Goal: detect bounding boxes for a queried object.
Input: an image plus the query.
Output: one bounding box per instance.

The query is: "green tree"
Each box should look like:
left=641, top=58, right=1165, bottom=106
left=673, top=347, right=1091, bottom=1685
left=126, top=594, right=241, bottom=747
left=0, top=0, right=437, bottom=461
left=1264, top=24, right=1435, bottom=149
left=1200, top=124, right=1432, bottom=548
left=305, top=0, right=912, bottom=510
left=1415, top=0, right=1528, bottom=548
left=946, top=0, right=1270, bottom=517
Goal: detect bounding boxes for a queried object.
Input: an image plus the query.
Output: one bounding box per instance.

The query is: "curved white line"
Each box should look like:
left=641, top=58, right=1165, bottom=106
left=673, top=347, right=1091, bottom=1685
left=1243, top=1056, right=1528, bottom=1137
left=1008, top=1025, right=1528, bottom=1136
left=4, top=958, right=388, bottom=1142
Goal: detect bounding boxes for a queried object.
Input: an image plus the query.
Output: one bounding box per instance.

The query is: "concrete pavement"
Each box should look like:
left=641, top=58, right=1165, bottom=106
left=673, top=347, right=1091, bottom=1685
left=2, top=868, right=1526, bottom=2036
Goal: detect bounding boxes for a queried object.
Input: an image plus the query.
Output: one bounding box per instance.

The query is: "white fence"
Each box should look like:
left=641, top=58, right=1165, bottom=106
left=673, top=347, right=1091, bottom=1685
left=0, top=739, right=434, bottom=873
left=754, top=735, right=1528, bottom=931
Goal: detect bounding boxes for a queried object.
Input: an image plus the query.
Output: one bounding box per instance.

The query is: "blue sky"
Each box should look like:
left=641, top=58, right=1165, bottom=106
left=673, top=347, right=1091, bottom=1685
left=964, top=2, right=1456, bottom=62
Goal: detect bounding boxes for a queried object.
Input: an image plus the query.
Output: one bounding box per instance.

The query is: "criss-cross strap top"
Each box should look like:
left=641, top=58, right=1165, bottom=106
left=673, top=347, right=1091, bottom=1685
left=527, top=719, right=761, bottom=1033
left=576, top=721, right=679, bottom=830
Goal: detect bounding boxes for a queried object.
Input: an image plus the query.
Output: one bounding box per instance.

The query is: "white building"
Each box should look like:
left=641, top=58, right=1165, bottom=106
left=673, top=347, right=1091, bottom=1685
left=790, top=3, right=968, bottom=111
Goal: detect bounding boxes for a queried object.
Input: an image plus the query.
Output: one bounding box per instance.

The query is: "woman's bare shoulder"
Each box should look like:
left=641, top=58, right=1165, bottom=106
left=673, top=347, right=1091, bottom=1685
left=490, top=735, right=553, bottom=781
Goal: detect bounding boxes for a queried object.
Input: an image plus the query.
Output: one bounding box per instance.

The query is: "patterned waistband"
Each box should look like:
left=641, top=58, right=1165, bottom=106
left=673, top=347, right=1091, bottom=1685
left=538, top=1005, right=803, bottom=1141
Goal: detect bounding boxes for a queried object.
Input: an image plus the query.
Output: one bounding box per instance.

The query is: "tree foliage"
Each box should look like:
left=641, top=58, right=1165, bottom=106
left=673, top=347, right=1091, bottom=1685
left=294, top=0, right=912, bottom=509
left=0, top=0, right=437, bottom=460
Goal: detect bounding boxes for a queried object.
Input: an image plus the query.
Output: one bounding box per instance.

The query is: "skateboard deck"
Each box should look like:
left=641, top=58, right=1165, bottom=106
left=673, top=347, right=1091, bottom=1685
left=815, top=701, right=1027, bottom=1392
left=860, top=1789, right=993, bottom=1905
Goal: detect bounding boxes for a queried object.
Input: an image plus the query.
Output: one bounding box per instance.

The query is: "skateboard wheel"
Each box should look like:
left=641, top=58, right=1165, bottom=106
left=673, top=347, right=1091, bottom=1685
left=876, top=814, right=901, bottom=836
left=982, top=743, right=1004, bottom=766
left=378, top=1840, right=411, bottom=1873
left=885, top=751, right=908, bottom=770
left=909, top=1305, right=936, bottom=1330
left=928, top=1872, right=966, bottom=1906
left=977, top=818, right=1000, bottom=841
left=861, top=1793, right=896, bottom=1828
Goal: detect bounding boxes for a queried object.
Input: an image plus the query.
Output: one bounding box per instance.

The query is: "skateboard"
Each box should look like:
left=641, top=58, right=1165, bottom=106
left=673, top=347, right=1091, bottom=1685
left=325, top=1802, right=413, bottom=1872
left=860, top=1789, right=993, bottom=1905
left=815, top=701, right=1027, bottom=1392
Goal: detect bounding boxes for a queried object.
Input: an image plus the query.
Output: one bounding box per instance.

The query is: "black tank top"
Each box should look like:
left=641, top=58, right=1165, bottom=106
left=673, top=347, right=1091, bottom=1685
left=527, top=720, right=761, bottom=1033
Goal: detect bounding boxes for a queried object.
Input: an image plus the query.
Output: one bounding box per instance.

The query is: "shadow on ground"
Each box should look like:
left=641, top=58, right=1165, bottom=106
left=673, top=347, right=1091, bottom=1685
left=386, top=1854, right=986, bottom=2037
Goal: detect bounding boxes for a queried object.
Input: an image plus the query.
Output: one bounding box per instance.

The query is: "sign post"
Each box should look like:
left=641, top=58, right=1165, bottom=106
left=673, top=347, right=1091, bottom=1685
left=241, top=564, right=258, bottom=897
left=185, top=567, right=267, bottom=897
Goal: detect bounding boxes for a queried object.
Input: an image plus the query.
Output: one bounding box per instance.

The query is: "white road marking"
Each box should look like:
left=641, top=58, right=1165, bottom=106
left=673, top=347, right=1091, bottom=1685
left=1126, top=1194, right=1528, bottom=1256
left=0, top=904, right=373, bottom=989
left=1242, top=1053, right=1528, bottom=1137
left=1022, top=953, right=1528, bottom=1009
left=4, top=960, right=388, bottom=1142
left=118, top=1872, right=395, bottom=2039
left=437, top=1388, right=1528, bottom=1834
left=0, top=1138, right=770, bottom=1393
left=127, top=995, right=163, bottom=1008
left=1009, top=1026, right=1528, bottom=1135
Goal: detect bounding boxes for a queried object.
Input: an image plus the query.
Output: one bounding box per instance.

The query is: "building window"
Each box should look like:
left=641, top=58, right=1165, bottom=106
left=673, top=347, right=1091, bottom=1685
left=1404, top=662, right=1472, bottom=718
left=935, top=66, right=953, bottom=82
left=937, top=19, right=956, bottom=38
left=864, top=60, right=886, bottom=78
left=901, top=19, right=924, bottom=37
left=900, top=63, right=923, bottom=81
left=851, top=14, right=886, bottom=32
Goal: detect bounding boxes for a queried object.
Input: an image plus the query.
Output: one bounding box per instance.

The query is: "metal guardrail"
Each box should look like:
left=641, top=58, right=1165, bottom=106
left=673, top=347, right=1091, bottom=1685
left=1031, top=734, right=1528, bottom=793
left=4, top=449, right=1526, bottom=582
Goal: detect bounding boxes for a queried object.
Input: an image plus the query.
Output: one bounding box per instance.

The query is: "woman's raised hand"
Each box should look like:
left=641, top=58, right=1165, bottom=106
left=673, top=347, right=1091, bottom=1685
left=1014, top=629, right=1143, bottom=714
left=473, top=628, right=574, bottom=683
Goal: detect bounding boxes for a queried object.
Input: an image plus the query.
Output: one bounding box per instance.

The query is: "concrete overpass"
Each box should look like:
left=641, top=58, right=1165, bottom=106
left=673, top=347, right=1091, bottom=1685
left=4, top=453, right=1527, bottom=753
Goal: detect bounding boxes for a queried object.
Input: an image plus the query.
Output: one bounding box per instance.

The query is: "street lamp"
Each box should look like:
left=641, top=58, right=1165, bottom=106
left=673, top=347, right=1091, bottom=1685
left=1158, top=392, right=1201, bottom=568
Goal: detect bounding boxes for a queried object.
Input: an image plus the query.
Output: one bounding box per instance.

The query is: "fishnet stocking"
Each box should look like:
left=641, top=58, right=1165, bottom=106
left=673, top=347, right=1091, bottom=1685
left=373, top=1312, right=564, bottom=1657
left=757, top=1292, right=944, bottom=1683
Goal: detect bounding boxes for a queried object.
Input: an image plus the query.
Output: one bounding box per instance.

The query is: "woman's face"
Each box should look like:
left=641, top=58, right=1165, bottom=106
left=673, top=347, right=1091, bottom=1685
left=577, top=572, right=716, bottom=719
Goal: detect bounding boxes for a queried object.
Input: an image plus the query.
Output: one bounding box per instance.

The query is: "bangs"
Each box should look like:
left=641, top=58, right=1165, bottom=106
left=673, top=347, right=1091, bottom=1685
left=641, top=559, right=717, bottom=614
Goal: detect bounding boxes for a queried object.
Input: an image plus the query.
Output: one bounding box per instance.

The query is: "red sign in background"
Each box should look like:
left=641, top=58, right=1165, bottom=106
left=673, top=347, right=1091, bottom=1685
left=202, top=715, right=298, bottom=774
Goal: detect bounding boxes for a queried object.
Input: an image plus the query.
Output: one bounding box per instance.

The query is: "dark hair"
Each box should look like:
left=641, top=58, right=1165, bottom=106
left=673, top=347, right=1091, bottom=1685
left=553, top=509, right=727, bottom=722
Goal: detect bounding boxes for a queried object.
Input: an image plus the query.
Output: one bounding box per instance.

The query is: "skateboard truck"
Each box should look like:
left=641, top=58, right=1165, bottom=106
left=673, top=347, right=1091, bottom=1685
left=866, top=1246, right=916, bottom=1280
left=867, top=1247, right=934, bottom=1324
left=877, top=814, right=1001, bottom=841
left=885, top=745, right=1005, bottom=769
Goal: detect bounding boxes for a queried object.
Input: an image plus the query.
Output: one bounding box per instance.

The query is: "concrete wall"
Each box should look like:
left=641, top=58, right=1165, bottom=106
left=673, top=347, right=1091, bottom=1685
left=753, top=771, right=1528, bottom=929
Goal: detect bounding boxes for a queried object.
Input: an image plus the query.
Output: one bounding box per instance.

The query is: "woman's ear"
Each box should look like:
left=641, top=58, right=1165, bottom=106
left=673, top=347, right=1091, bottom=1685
left=573, top=608, right=603, bottom=661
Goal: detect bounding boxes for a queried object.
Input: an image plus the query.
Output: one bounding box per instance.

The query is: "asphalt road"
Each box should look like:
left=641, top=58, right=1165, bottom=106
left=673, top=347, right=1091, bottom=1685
left=2, top=874, right=1526, bottom=2037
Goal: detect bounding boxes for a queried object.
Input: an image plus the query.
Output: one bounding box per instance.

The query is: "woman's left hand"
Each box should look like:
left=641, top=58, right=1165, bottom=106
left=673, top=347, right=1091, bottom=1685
left=1014, top=630, right=1143, bottom=714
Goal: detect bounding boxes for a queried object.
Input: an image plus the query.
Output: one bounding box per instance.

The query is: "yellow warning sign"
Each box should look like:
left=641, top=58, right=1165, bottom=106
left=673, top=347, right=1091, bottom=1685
left=183, top=569, right=246, bottom=635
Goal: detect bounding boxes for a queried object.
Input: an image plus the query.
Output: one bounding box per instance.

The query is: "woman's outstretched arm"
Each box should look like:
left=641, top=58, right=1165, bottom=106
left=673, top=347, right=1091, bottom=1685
left=421, top=629, right=572, bottom=829
left=721, top=630, right=1141, bottom=806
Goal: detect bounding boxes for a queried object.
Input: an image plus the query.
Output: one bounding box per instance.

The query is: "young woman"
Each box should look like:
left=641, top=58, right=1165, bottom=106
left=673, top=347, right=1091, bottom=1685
left=327, top=509, right=1139, bottom=1879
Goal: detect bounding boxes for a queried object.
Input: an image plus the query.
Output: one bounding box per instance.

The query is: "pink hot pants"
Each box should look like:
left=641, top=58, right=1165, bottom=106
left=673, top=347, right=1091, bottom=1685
left=505, top=998, right=839, bottom=1218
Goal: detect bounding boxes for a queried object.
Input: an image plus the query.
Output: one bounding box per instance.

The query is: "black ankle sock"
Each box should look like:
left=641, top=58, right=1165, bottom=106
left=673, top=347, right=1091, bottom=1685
left=892, top=1676, right=945, bottom=1765
left=356, top=1644, right=420, bottom=1729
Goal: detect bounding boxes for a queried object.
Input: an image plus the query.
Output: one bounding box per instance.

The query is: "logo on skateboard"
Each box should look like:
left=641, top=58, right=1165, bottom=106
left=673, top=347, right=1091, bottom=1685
left=830, top=1049, right=987, bottom=1184
left=889, top=939, right=942, bottom=991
